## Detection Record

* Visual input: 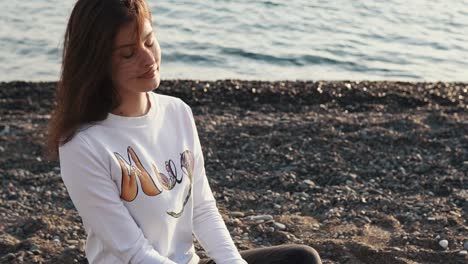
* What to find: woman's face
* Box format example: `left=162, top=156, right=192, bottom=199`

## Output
left=111, top=18, right=161, bottom=96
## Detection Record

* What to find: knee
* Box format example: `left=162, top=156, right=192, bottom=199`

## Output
left=290, top=244, right=322, bottom=264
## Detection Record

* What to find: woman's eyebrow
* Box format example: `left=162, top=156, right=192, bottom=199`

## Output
left=115, top=31, right=153, bottom=50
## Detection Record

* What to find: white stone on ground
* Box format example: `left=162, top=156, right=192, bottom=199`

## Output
left=438, top=239, right=448, bottom=249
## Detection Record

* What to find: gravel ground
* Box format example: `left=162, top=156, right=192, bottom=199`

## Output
left=0, top=80, right=467, bottom=264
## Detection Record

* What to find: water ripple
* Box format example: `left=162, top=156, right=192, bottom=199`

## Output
left=1, top=0, right=467, bottom=81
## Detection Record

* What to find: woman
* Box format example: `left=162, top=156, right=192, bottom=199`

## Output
left=47, top=0, right=322, bottom=263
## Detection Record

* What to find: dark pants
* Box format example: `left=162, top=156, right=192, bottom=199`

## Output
left=198, top=244, right=322, bottom=264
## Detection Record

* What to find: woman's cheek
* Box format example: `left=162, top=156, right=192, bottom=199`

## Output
left=118, top=60, right=138, bottom=79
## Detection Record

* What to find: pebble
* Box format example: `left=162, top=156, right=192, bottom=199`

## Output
left=449, top=211, right=461, bottom=217
left=30, top=244, right=39, bottom=251
left=464, top=241, right=468, bottom=250
left=438, top=239, right=448, bottom=249
left=79, top=239, right=86, bottom=251
left=248, top=215, right=273, bottom=221
left=232, top=218, right=242, bottom=226
left=66, top=239, right=79, bottom=245
left=273, top=222, right=286, bottom=230
left=458, top=250, right=467, bottom=256
left=391, top=247, right=402, bottom=251
left=1, top=253, right=15, bottom=260
left=303, top=179, right=315, bottom=186
left=0, top=125, right=10, bottom=135
left=230, top=211, right=245, bottom=218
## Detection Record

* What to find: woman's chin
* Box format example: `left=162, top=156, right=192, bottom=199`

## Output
left=152, top=77, right=161, bottom=89
left=153, top=75, right=161, bottom=87
left=136, top=75, right=160, bottom=90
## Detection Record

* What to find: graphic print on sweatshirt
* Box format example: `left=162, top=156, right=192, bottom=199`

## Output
left=113, top=146, right=194, bottom=218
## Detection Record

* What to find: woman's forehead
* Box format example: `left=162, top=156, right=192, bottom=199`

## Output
left=115, top=19, right=153, bottom=45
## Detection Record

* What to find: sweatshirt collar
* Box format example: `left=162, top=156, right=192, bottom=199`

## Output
left=101, top=91, right=158, bottom=128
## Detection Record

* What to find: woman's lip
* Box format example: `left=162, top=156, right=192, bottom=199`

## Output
left=138, top=67, right=157, bottom=79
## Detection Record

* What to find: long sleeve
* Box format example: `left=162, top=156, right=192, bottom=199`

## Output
left=58, top=134, right=176, bottom=264
left=183, top=104, right=247, bottom=264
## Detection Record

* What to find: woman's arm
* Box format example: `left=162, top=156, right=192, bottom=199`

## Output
left=183, top=103, right=248, bottom=264
left=59, top=134, right=176, bottom=264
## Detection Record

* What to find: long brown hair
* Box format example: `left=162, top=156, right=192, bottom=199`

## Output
left=46, top=0, right=152, bottom=161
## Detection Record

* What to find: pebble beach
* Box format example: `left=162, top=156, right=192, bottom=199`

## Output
left=0, top=80, right=466, bottom=263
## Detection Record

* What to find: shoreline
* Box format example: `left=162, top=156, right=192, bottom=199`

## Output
left=0, top=80, right=466, bottom=263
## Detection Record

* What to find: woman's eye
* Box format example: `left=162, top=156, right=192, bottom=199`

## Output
left=122, top=51, right=134, bottom=59
left=145, top=41, right=154, bottom=47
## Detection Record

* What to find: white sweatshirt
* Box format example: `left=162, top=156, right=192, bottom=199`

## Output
left=58, top=91, right=247, bottom=264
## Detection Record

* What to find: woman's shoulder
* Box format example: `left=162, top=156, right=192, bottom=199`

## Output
left=58, top=121, right=107, bottom=155
left=59, top=126, right=92, bottom=150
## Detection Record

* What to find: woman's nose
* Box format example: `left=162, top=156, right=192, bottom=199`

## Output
left=140, top=46, right=156, bottom=67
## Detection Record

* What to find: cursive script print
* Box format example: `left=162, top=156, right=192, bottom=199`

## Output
left=114, top=146, right=162, bottom=202
left=167, top=150, right=194, bottom=218
left=113, top=146, right=195, bottom=218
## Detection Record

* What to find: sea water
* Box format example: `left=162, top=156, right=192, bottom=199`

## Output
left=1, top=0, right=467, bottom=81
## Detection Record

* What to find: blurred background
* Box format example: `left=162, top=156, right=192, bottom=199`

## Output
left=1, top=0, right=468, bottom=82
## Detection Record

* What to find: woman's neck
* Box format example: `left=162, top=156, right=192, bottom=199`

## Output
left=111, top=92, right=150, bottom=117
